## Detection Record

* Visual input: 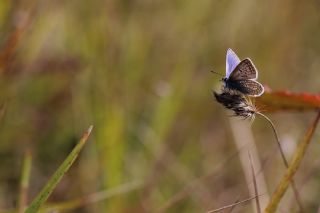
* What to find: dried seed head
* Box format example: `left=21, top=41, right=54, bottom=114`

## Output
left=213, top=89, right=258, bottom=120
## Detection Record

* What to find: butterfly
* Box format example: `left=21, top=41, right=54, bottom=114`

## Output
left=223, top=48, right=264, bottom=97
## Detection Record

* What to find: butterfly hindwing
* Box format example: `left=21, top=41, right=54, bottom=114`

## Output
left=235, top=80, right=264, bottom=97
left=229, top=58, right=257, bottom=80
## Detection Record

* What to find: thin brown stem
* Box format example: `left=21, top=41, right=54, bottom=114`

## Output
left=249, top=151, right=261, bottom=213
left=227, top=196, right=240, bottom=213
left=264, top=110, right=320, bottom=212
left=256, top=112, right=304, bottom=212
left=207, top=194, right=265, bottom=213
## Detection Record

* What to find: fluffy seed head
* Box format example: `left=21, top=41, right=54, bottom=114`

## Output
left=213, top=89, right=258, bottom=120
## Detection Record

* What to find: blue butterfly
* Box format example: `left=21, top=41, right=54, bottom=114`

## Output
left=223, top=49, right=264, bottom=97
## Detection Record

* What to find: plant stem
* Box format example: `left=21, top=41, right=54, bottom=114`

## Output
left=256, top=112, right=304, bottom=212
left=264, top=110, right=320, bottom=212
left=249, top=151, right=261, bottom=213
left=18, top=150, right=32, bottom=213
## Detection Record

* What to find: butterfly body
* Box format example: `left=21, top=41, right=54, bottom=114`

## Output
left=223, top=49, right=264, bottom=97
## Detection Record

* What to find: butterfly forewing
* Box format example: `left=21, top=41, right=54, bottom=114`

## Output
left=229, top=59, right=257, bottom=80
left=226, top=49, right=241, bottom=78
left=236, top=80, right=264, bottom=97
left=222, top=49, right=264, bottom=97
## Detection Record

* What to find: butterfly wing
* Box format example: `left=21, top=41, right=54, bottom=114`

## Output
left=229, top=58, right=258, bottom=80
left=235, top=80, right=264, bottom=97
left=226, top=48, right=241, bottom=78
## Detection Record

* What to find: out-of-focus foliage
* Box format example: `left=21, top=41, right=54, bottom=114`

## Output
left=0, top=0, right=320, bottom=212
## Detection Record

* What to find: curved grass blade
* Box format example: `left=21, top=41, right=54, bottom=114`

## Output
left=256, top=112, right=304, bottom=211
left=25, top=125, right=93, bottom=213
left=264, top=111, right=320, bottom=213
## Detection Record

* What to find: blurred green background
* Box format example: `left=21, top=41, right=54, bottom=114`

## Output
left=1, top=0, right=320, bottom=212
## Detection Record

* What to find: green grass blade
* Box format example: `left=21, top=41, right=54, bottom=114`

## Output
left=18, top=149, right=32, bottom=213
left=25, top=125, right=93, bottom=213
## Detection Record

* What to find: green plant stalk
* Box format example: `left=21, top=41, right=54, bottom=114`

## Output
left=264, top=111, right=320, bottom=213
left=25, top=125, right=93, bottom=213
left=18, top=150, right=32, bottom=213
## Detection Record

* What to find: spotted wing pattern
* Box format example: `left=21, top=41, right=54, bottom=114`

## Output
left=235, top=80, right=264, bottom=97
left=229, top=58, right=257, bottom=81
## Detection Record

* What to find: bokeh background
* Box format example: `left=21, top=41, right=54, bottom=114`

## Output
left=1, top=0, right=320, bottom=212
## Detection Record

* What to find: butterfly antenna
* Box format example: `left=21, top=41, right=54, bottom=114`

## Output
left=210, top=70, right=224, bottom=77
